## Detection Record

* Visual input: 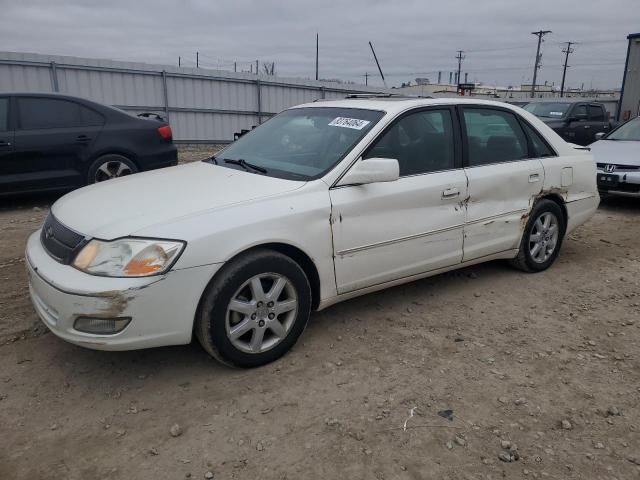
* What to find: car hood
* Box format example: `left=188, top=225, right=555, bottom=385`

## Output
left=590, top=140, right=640, bottom=166
left=52, top=162, right=305, bottom=239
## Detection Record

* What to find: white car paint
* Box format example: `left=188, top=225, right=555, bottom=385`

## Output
left=26, top=97, right=599, bottom=352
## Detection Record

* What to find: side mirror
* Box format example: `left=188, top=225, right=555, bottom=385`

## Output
left=594, top=132, right=606, bottom=141
left=337, top=158, right=399, bottom=186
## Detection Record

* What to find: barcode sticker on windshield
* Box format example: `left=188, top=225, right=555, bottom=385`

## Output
left=328, top=117, right=371, bottom=130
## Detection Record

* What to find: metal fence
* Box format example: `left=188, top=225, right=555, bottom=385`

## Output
left=0, top=51, right=389, bottom=143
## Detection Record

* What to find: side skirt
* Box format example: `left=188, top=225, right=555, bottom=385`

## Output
left=317, top=249, right=519, bottom=311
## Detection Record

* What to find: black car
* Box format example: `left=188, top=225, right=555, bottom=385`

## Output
left=0, top=93, right=177, bottom=195
left=524, top=101, right=612, bottom=146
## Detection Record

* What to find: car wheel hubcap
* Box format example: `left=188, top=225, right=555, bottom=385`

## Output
left=225, top=273, right=298, bottom=354
left=528, top=211, right=559, bottom=264
left=95, top=161, right=132, bottom=182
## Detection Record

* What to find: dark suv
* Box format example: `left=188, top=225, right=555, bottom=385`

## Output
left=0, top=93, right=177, bottom=195
left=524, top=101, right=612, bottom=146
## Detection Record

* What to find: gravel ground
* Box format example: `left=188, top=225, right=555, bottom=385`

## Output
left=1, top=150, right=639, bottom=479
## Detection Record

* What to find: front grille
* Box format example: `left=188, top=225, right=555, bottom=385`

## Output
left=40, top=214, right=86, bottom=264
left=597, top=163, right=640, bottom=171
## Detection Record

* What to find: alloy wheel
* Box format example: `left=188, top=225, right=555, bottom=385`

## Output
left=225, top=273, right=298, bottom=354
left=94, top=161, right=133, bottom=182
left=528, top=211, right=559, bottom=264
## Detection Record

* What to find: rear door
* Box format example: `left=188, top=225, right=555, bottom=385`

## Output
left=567, top=103, right=591, bottom=146
left=13, top=97, right=104, bottom=192
left=460, top=106, right=545, bottom=261
left=330, top=107, right=467, bottom=293
left=0, top=97, right=16, bottom=191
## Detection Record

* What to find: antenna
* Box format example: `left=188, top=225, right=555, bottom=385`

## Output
left=368, top=41, right=388, bottom=88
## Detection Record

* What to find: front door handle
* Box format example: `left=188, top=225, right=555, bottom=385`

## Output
left=76, top=135, right=92, bottom=143
left=529, top=173, right=540, bottom=183
left=0, top=140, right=11, bottom=147
left=442, top=187, right=460, bottom=199
left=584, top=125, right=591, bottom=129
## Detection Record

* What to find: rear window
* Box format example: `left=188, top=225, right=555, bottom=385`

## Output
left=524, top=103, right=571, bottom=119
left=589, top=105, right=605, bottom=121
left=18, top=98, right=104, bottom=130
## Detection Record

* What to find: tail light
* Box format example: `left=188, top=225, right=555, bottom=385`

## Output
left=157, top=125, right=172, bottom=141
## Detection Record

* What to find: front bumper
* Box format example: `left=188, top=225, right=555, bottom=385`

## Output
left=26, top=231, right=220, bottom=351
left=596, top=167, right=640, bottom=197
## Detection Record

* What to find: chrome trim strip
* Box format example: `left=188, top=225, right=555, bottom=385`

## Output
left=337, top=223, right=464, bottom=256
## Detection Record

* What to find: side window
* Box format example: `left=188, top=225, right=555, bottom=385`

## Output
left=573, top=104, right=588, bottom=119
left=18, top=98, right=102, bottom=129
left=364, top=109, right=455, bottom=176
left=589, top=105, right=605, bottom=122
left=521, top=122, right=556, bottom=158
left=462, top=108, right=528, bottom=166
left=0, top=98, right=8, bottom=131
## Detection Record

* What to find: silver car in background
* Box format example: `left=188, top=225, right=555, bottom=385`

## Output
left=592, top=117, right=640, bottom=197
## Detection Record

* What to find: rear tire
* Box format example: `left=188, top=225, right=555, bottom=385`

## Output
left=510, top=199, right=565, bottom=273
left=88, top=154, right=137, bottom=184
left=195, top=249, right=311, bottom=368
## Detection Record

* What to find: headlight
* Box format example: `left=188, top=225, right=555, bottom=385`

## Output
left=72, top=238, right=185, bottom=277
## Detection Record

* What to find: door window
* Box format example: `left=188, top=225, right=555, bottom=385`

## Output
left=17, top=98, right=104, bottom=130
left=462, top=108, right=528, bottom=166
left=364, top=109, right=455, bottom=176
left=573, top=104, right=588, bottom=119
left=589, top=105, right=605, bottom=121
left=521, top=122, right=556, bottom=158
left=0, top=98, right=8, bottom=131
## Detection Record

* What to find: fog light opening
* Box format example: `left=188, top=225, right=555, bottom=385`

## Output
left=73, top=317, right=131, bottom=335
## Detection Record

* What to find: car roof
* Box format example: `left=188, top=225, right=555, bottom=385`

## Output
left=292, top=97, right=522, bottom=115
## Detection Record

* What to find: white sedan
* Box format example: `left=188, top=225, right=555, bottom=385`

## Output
left=26, top=97, right=599, bottom=367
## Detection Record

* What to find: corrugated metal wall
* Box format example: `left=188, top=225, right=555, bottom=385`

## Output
left=0, top=51, right=389, bottom=142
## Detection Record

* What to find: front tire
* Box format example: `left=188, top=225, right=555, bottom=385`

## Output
left=510, top=199, right=565, bottom=272
left=195, top=249, right=312, bottom=368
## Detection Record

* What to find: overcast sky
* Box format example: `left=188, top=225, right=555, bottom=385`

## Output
left=1, top=0, right=638, bottom=89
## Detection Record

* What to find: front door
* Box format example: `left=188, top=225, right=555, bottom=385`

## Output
left=460, top=106, right=544, bottom=260
left=330, top=107, right=467, bottom=294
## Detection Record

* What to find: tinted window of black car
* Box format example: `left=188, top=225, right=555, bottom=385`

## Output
left=18, top=98, right=104, bottom=130
left=0, top=98, right=8, bottom=131
left=589, top=105, right=605, bottom=121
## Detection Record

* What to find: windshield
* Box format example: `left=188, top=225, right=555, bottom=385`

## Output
left=524, top=103, right=571, bottom=118
left=607, top=117, right=640, bottom=141
left=212, top=107, right=384, bottom=180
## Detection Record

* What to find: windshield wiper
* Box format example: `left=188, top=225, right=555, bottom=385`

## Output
left=204, top=154, right=218, bottom=164
left=223, top=158, right=267, bottom=174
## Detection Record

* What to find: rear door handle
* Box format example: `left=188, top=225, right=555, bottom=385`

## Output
left=0, top=140, right=11, bottom=147
left=584, top=125, right=591, bottom=129
left=529, top=173, right=540, bottom=183
left=442, top=187, right=460, bottom=199
left=76, top=135, right=92, bottom=143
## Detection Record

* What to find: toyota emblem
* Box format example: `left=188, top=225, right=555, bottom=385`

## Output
left=604, top=164, right=616, bottom=173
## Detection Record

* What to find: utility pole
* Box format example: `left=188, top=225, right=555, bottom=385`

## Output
left=455, top=50, right=465, bottom=90
left=196, top=51, right=199, bottom=68
left=256, top=60, right=259, bottom=75
left=178, top=56, right=181, bottom=68
left=315, top=33, right=319, bottom=81
left=234, top=62, right=237, bottom=72
left=560, top=41, right=574, bottom=97
left=364, top=72, right=368, bottom=86
left=530, top=30, right=551, bottom=97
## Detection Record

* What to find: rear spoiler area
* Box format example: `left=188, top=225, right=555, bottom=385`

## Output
left=137, top=112, right=167, bottom=123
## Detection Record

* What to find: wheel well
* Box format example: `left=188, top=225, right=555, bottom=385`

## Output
left=228, top=243, right=322, bottom=311
left=537, top=193, right=568, bottom=226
